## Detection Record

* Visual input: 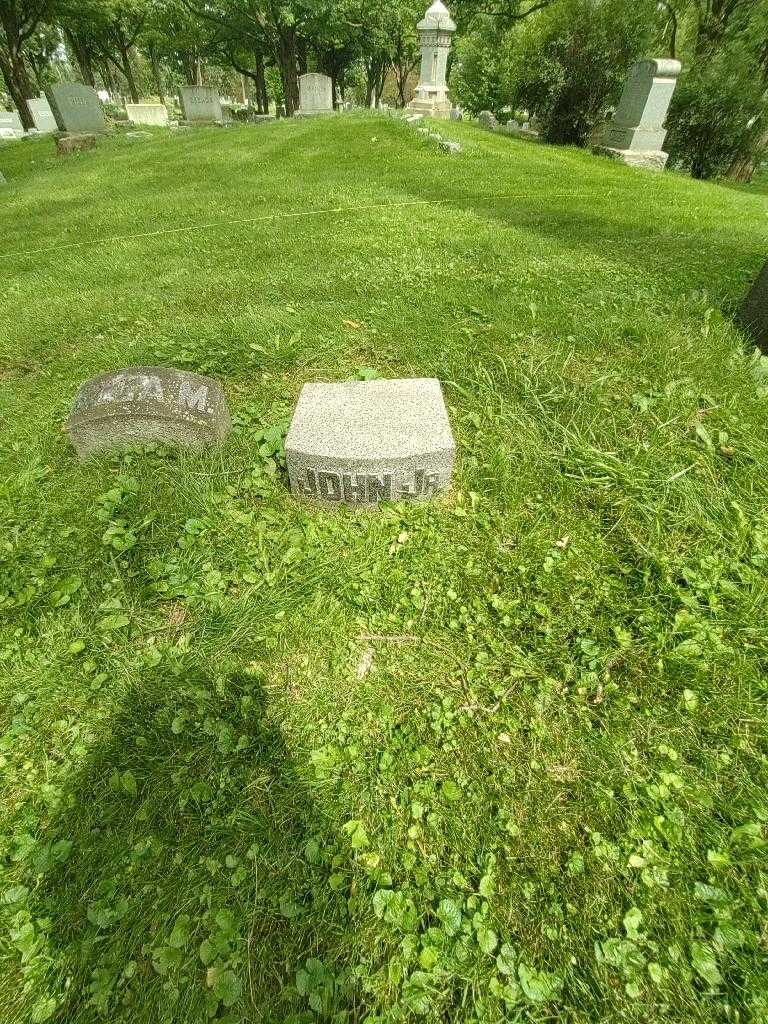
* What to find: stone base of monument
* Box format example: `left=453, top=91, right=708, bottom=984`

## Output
left=407, top=98, right=451, bottom=120
left=56, top=133, right=98, bottom=156
left=736, top=261, right=768, bottom=353
left=285, top=378, right=455, bottom=508
left=67, top=367, right=232, bottom=459
left=592, top=145, right=669, bottom=172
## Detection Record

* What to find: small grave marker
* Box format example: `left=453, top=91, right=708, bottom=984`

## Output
left=67, top=367, right=232, bottom=458
left=126, top=103, right=169, bottom=127
left=285, top=378, right=455, bottom=507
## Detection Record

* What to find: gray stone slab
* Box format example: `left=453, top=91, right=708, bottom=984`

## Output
left=285, top=378, right=454, bottom=507
left=736, top=261, right=768, bottom=354
left=439, top=139, right=461, bottom=154
left=56, top=133, right=97, bottom=156
left=28, top=95, right=57, bottom=133
left=67, top=366, right=232, bottom=459
left=125, top=102, right=168, bottom=126
left=46, top=83, right=106, bottom=134
left=298, top=73, right=333, bottom=114
left=178, top=86, right=223, bottom=123
left=0, top=111, right=22, bottom=136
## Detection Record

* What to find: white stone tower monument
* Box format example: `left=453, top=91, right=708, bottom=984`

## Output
left=407, top=1, right=456, bottom=119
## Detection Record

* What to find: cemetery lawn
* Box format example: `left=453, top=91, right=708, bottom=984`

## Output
left=2, top=115, right=768, bottom=1024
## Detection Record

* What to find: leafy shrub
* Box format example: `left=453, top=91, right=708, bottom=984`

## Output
left=505, top=0, right=656, bottom=145
left=666, top=42, right=768, bottom=179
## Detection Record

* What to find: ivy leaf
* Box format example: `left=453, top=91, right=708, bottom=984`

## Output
left=213, top=969, right=242, bottom=1007
left=691, top=942, right=722, bottom=987
left=437, top=897, right=462, bottom=936
left=477, top=926, right=498, bottom=954
left=517, top=962, right=563, bottom=1003
left=496, top=943, right=516, bottom=976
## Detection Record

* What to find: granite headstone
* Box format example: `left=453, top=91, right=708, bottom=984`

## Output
left=286, top=378, right=455, bottom=507
left=298, top=74, right=334, bottom=114
left=67, top=367, right=232, bottom=458
left=28, top=96, right=57, bottom=133
left=178, top=86, right=223, bottom=123
left=126, top=103, right=169, bottom=127
left=46, top=83, right=107, bottom=134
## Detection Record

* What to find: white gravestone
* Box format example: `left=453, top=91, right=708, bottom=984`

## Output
left=298, top=74, right=333, bottom=114
left=593, top=58, right=682, bottom=171
left=179, top=86, right=223, bottom=123
left=126, top=103, right=169, bottom=127
left=286, top=378, right=455, bottom=508
left=28, top=96, right=57, bottom=133
left=407, top=1, right=456, bottom=120
left=0, top=111, right=22, bottom=137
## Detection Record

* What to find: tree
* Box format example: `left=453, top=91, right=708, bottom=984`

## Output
left=505, top=0, right=656, bottom=144
left=0, top=0, right=55, bottom=128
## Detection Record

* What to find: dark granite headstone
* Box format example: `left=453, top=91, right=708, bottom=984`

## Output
left=46, top=83, right=106, bottom=134
left=737, top=261, right=768, bottom=353
left=67, top=367, right=231, bottom=458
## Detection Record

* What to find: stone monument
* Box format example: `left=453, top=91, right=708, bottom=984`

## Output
left=736, top=261, right=768, bottom=354
left=126, top=103, right=169, bottom=127
left=67, top=367, right=232, bottom=458
left=46, top=83, right=107, bottom=134
left=592, top=58, right=681, bottom=171
left=407, top=1, right=456, bottom=120
left=0, top=111, right=22, bottom=137
left=28, top=95, right=57, bottom=133
left=285, top=378, right=455, bottom=507
left=178, top=86, right=223, bottom=124
left=298, top=74, right=334, bottom=114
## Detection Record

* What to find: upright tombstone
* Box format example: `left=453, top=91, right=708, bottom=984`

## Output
left=298, top=74, right=334, bottom=115
left=125, top=103, right=169, bottom=127
left=592, top=58, right=682, bottom=171
left=178, top=86, right=223, bottom=124
left=407, top=1, right=456, bottom=120
left=285, top=378, right=455, bottom=507
left=0, top=111, right=22, bottom=137
left=67, top=367, right=232, bottom=459
left=46, top=83, right=107, bottom=134
left=28, top=95, right=57, bottom=133
left=736, top=262, right=768, bottom=354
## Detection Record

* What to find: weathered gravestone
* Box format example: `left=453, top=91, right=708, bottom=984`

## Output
left=28, top=96, right=57, bottom=133
left=285, top=378, right=454, bottom=507
left=67, top=367, right=232, bottom=459
left=592, top=58, right=681, bottom=171
left=298, top=73, right=333, bottom=114
left=736, top=262, right=768, bottom=353
left=477, top=110, right=498, bottom=130
left=126, top=103, right=169, bottom=126
left=46, top=83, right=107, bottom=134
left=178, top=86, right=223, bottom=123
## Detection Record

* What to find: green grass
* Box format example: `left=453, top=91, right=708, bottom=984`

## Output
left=1, top=113, right=768, bottom=1024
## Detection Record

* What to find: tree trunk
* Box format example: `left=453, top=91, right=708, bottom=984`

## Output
left=297, top=36, right=307, bottom=77
left=119, top=47, right=139, bottom=102
left=0, top=48, right=34, bottom=129
left=726, top=125, right=768, bottom=183
left=255, top=53, right=268, bottom=113
left=195, top=54, right=202, bottom=86
left=101, top=60, right=116, bottom=96
left=276, top=26, right=299, bottom=116
left=64, top=28, right=96, bottom=87
left=149, top=46, right=165, bottom=105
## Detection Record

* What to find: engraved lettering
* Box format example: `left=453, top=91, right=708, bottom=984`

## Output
left=342, top=474, right=367, bottom=503
left=178, top=382, right=209, bottom=412
left=400, top=469, right=425, bottom=498
left=139, top=375, right=164, bottom=401
left=423, top=472, right=441, bottom=495
left=366, top=475, right=392, bottom=501
left=298, top=469, right=317, bottom=497
left=318, top=471, right=342, bottom=501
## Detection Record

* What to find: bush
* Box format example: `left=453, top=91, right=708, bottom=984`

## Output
left=665, top=43, right=767, bottom=179
left=450, top=19, right=513, bottom=116
left=506, top=0, right=656, bottom=145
